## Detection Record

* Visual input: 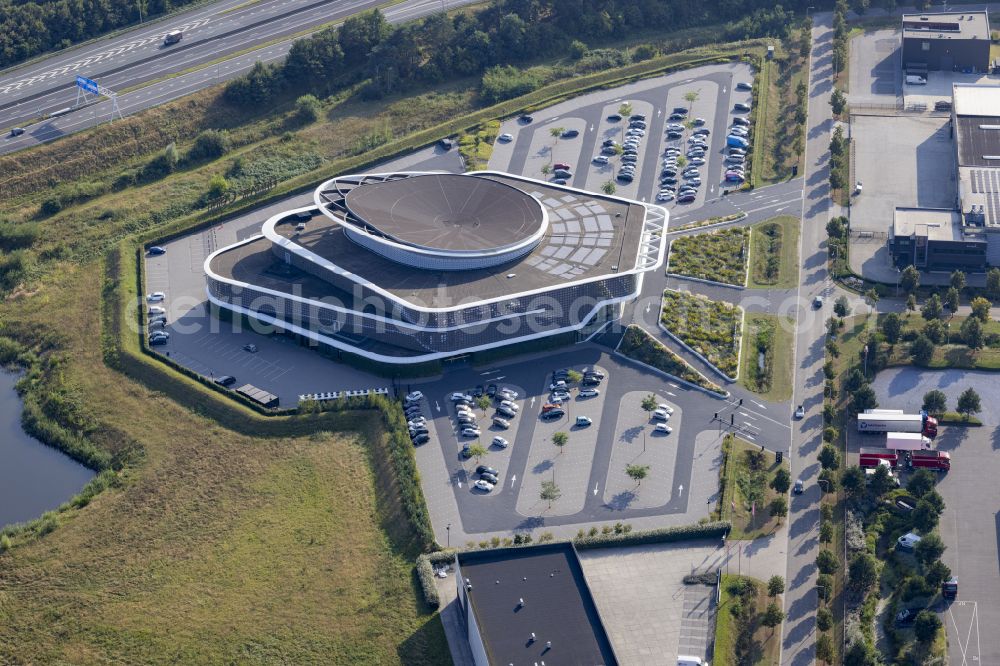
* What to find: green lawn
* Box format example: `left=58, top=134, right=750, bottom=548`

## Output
left=714, top=574, right=782, bottom=666
left=739, top=313, right=795, bottom=402
left=884, top=313, right=1000, bottom=370
left=618, top=325, right=725, bottom=396
left=748, top=216, right=800, bottom=289
left=718, top=435, right=790, bottom=540
left=661, top=290, right=743, bottom=378
left=667, top=227, right=749, bottom=286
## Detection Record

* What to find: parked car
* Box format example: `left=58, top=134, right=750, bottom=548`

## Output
left=575, top=416, right=593, bottom=427
left=593, top=155, right=610, bottom=165
left=653, top=408, right=670, bottom=421
left=481, top=472, right=499, bottom=485
left=629, top=114, right=646, bottom=121
left=561, top=129, right=579, bottom=138
left=149, top=335, right=169, bottom=346
left=412, top=433, right=430, bottom=445
left=486, top=383, right=498, bottom=397
left=541, top=403, right=561, bottom=412
left=497, top=133, right=513, bottom=142
left=243, top=343, right=258, bottom=353
left=554, top=162, right=572, bottom=171
left=519, top=114, right=534, bottom=123
left=147, top=246, right=166, bottom=255
left=496, top=406, right=516, bottom=419
left=492, top=436, right=509, bottom=449
left=499, top=388, right=519, bottom=399
left=499, top=399, right=519, bottom=412
left=460, top=427, right=481, bottom=438
left=656, top=193, right=675, bottom=202
left=477, top=465, right=499, bottom=477
left=148, top=305, right=166, bottom=315
left=607, top=113, right=622, bottom=122
left=493, top=417, right=511, bottom=429
left=579, top=388, right=600, bottom=398
left=732, top=116, right=750, bottom=126
left=214, top=375, right=237, bottom=387
left=146, top=291, right=165, bottom=302
left=736, top=81, right=752, bottom=90
left=677, top=193, right=696, bottom=203
left=655, top=423, right=672, bottom=434
left=406, top=391, right=424, bottom=402
left=451, top=392, right=472, bottom=402
left=734, top=102, right=751, bottom=112
left=692, top=117, right=706, bottom=126
left=474, top=479, right=495, bottom=492
left=540, top=409, right=565, bottom=420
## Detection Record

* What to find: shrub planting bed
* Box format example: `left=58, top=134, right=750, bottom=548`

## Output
left=661, top=290, right=743, bottom=378
left=618, top=325, right=726, bottom=396
left=667, top=227, right=749, bottom=286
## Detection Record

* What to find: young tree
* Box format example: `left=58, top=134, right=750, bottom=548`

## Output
left=817, top=607, right=833, bottom=632
left=915, top=532, right=946, bottom=566
left=925, top=559, right=952, bottom=588
left=547, top=126, right=565, bottom=166
left=816, top=549, right=839, bottom=575
left=819, top=444, right=840, bottom=470
left=540, top=480, right=561, bottom=508
left=767, top=575, right=785, bottom=597
left=467, top=443, right=487, bottom=463
left=901, top=264, right=920, bottom=293
left=869, top=464, right=896, bottom=498
left=566, top=369, right=583, bottom=384
left=816, top=633, right=834, bottom=664
left=957, top=387, right=982, bottom=419
left=841, top=466, right=866, bottom=498
left=881, top=312, right=901, bottom=344
left=950, top=269, right=966, bottom=291
left=618, top=102, right=632, bottom=117
left=924, top=319, right=946, bottom=344
left=921, top=390, right=947, bottom=415
left=626, top=463, right=650, bottom=486
left=961, top=315, right=984, bottom=350
left=906, top=293, right=917, bottom=313
left=601, top=181, right=616, bottom=195
left=971, top=295, right=991, bottom=322
left=830, top=88, right=847, bottom=115
left=770, top=468, right=791, bottom=494
left=848, top=552, right=880, bottom=592
left=820, top=520, right=834, bottom=543
left=921, top=293, right=942, bottom=320
left=769, top=496, right=788, bottom=520
left=986, top=267, right=1000, bottom=301
left=476, top=395, right=492, bottom=414
left=834, top=295, right=851, bottom=317
left=914, top=610, right=942, bottom=644
left=910, top=334, right=934, bottom=365
left=552, top=431, right=569, bottom=454
left=863, top=288, right=879, bottom=312
left=816, top=573, right=833, bottom=601
left=640, top=393, right=658, bottom=415
left=945, top=287, right=960, bottom=314
left=907, top=468, right=937, bottom=497
left=850, top=384, right=878, bottom=414
left=762, top=602, right=785, bottom=635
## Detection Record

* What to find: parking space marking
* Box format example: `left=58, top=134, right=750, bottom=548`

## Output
left=948, top=601, right=981, bottom=666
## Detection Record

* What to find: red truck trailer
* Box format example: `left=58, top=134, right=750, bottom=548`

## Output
left=908, top=450, right=951, bottom=471
left=859, top=448, right=898, bottom=468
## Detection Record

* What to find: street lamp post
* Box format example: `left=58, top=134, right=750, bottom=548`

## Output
left=446, top=523, right=451, bottom=548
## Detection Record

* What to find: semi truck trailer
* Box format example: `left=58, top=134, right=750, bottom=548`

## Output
left=907, top=450, right=950, bottom=471
left=885, top=432, right=933, bottom=451
left=859, top=448, right=898, bottom=468
left=857, top=411, right=938, bottom=437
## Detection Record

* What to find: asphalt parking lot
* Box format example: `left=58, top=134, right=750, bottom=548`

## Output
left=871, top=367, right=1000, bottom=665
left=490, top=62, right=753, bottom=209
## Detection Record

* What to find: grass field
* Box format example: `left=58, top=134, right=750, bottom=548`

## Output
left=718, top=435, right=789, bottom=540
left=884, top=312, right=1000, bottom=370
left=739, top=313, right=794, bottom=402
left=755, top=25, right=809, bottom=186
left=667, top=227, right=749, bottom=287
left=0, top=260, right=449, bottom=664
left=748, top=216, right=800, bottom=289
left=661, top=290, right=743, bottom=378
left=714, top=574, right=782, bottom=665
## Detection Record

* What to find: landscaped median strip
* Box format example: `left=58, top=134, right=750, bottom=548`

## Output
left=659, top=289, right=744, bottom=381
left=616, top=325, right=727, bottom=397
left=666, top=226, right=750, bottom=288
left=670, top=211, right=748, bottom=233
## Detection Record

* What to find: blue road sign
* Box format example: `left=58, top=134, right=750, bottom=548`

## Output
left=75, top=75, right=99, bottom=95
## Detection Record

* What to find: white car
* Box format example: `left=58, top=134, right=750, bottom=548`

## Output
left=688, top=157, right=706, bottom=166
left=497, top=133, right=513, bottom=142
left=897, top=532, right=922, bottom=550
left=408, top=417, right=427, bottom=427
left=657, top=404, right=674, bottom=415
left=593, top=155, right=610, bottom=164
left=499, top=388, right=519, bottom=400
left=692, top=117, right=707, bottom=125
left=653, top=408, right=670, bottom=421
left=456, top=406, right=474, bottom=416
left=794, top=405, right=805, bottom=419
left=460, top=428, right=481, bottom=438
left=575, top=416, right=593, bottom=427
left=146, top=291, right=165, bottom=302
left=499, top=400, right=519, bottom=412
left=474, top=479, right=495, bottom=492
left=655, top=423, right=673, bottom=434
left=492, top=436, right=509, bottom=449
left=656, top=193, right=675, bottom=202
left=405, top=391, right=424, bottom=402
left=451, top=392, right=472, bottom=402
left=579, top=388, right=600, bottom=398
left=148, top=306, right=166, bottom=315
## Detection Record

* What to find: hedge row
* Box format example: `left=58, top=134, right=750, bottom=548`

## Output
left=413, top=521, right=732, bottom=607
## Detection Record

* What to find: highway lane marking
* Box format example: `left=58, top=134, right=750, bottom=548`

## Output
left=740, top=411, right=758, bottom=420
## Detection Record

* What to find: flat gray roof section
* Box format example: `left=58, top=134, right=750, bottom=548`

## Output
left=893, top=207, right=965, bottom=241
left=901, top=11, right=989, bottom=40
left=952, top=84, right=1000, bottom=118
left=458, top=543, right=618, bottom=666
left=342, top=173, right=546, bottom=253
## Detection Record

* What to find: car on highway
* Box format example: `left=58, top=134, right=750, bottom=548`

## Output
left=575, top=416, right=593, bottom=427
left=655, top=423, right=672, bottom=434
left=460, top=427, right=481, bottom=438
left=492, top=436, right=509, bottom=449
left=474, top=479, right=495, bottom=492
left=9, top=127, right=25, bottom=137
left=492, top=417, right=511, bottom=429
left=561, top=129, right=580, bottom=138
left=579, top=388, right=600, bottom=398
left=593, top=155, right=610, bottom=165
left=497, top=133, right=513, bottom=142
left=147, top=246, right=166, bottom=255
left=794, top=405, right=805, bottom=419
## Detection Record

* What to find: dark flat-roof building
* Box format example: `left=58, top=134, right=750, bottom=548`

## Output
left=205, top=171, right=666, bottom=365
left=455, top=543, right=618, bottom=666
left=901, top=12, right=990, bottom=73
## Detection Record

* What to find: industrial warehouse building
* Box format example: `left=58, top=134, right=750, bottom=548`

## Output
left=205, top=171, right=666, bottom=364
left=901, top=11, right=990, bottom=74
left=455, top=543, right=618, bottom=666
left=889, top=83, right=1000, bottom=271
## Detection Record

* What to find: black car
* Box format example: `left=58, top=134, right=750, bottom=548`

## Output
left=617, top=172, right=633, bottom=182
left=486, top=383, right=498, bottom=397
left=584, top=370, right=605, bottom=379
left=672, top=107, right=688, bottom=114
left=409, top=426, right=429, bottom=436
left=519, top=114, right=534, bottom=123
left=473, top=385, right=484, bottom=398
left=629, top=114, right=646, bottom=121
left=668, top=113, right=686, bottom=120
left=607, top=113, right=622, bottom=122
left=661, top=177, right=678, bottom=185
left=561, top=129, right=579, bottom=138
left=666, top=131, right=683, bottom=139
left=602, top=139, right=617, bottom=148
left=553, top=369, right=569, bottom=380
left=149, top=336, right=168, bottom=346
left=476, top=465, right=499, bottom=476
left=582, top=377, right=601, bottom=386
left=412, top=433, right=430, bottom=445
left=540, top=409, right=565, bottom=420
left=214, top=375, right=237, bottom=387
left=481, top=472, right=499, bottom=485
left=147, top=246, right=167, bottom=256
left=496, top=406, right=516, bottom=418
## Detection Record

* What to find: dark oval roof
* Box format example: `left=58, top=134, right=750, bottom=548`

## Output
left=343, top=174, right=545, bottom=253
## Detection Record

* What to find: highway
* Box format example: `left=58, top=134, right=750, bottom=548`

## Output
left=0, top=0, right=472, bottom=155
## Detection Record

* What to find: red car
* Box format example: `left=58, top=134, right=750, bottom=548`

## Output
left=554, top=162, right=572, bottom=171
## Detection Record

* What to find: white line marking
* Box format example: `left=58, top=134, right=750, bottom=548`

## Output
left=435, top=401, right=441, bottom=412
left=678, top=484, right=684, bottom=496
left=593, top=482, right=599, bottom=495
left=751, top=400, right=767, bottom=409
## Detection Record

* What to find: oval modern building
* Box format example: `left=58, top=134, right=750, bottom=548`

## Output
left=205, top=171, right=667, bottom=365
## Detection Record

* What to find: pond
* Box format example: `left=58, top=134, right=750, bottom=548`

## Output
left=0, top=371, right=95, bottom=528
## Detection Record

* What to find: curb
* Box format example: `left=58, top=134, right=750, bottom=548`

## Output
left=610, top=349, right=730, bottom=399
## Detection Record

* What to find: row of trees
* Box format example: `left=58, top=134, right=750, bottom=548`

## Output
left=226, top=0, right=807, bottom=107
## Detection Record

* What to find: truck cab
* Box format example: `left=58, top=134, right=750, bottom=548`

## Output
left=942, top=577, right=959, bottom=600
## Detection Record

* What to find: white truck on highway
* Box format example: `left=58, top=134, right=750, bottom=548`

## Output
left=885, top=431, right=933, bottom=451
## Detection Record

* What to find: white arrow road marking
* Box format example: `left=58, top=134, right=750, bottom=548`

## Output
left=458, top=481, right=463, bottom=488
left=751, top=400, right=767, bottom=409
left=743, top=433, right=756, bottom=440
left=593, top=482, right=599, bottom=495
left=678, top=484, right=684, bottom=496
left=723, top=86, right=727, bottom=93
left=481, top=370, right=496, bottom=375
left=776, top=206, right=787, bottom=213
left=511, top=475, right=517, bottom=488
left=669, top=383, right=679, bottom=389
left=435, top=401, right=441, bottom=412
left=530, top=396, right=536, bottom=407
left=590, top=125, right=595, bottom=132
